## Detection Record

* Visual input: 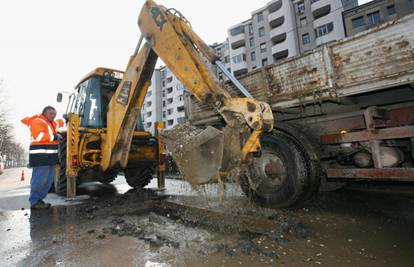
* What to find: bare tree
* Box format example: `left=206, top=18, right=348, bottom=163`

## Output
left=0, top=79, right=27, bottom=167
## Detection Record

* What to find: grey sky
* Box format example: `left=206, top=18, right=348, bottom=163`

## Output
left=0, top=0, right=372, bottom=146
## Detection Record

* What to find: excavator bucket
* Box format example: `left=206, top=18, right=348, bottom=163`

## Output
left=160, top=124, right=224, bottom=185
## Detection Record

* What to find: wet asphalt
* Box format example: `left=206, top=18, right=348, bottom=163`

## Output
left=1, top=167, right=414, bottom=267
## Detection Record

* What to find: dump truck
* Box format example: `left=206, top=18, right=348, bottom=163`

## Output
left=185, top=14, right=414, bottom=206
left=55, top=0, right=273, bottom=199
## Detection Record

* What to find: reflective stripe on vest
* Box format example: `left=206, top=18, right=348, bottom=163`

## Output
left=29, top=149, right=59, bottom=154
left=34, top=117, right=54, bottom=142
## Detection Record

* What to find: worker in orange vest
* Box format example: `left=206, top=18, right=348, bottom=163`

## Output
left=21, top=106, right=64, bottom=209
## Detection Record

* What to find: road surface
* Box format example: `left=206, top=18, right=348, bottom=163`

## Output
left=1, top=167, right=414, bottom=266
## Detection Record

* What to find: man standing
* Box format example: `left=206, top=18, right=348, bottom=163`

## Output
left=21, top=106, right=64, bottom=209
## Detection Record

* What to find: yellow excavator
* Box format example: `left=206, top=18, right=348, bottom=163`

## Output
left=56, top=0, right=274, bottom=203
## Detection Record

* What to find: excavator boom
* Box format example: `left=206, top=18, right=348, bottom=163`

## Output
left=101, top=0, right=273, bottom=184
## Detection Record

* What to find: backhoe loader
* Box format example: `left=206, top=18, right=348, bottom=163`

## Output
left=55, top=0, right=273, bottom=204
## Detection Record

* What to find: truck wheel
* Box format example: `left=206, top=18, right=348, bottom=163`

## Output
left=54, top=136, right=78, bottom=196
left=240, top=132, right=308, bottom=208
left=124, top=168, right=153, bottom=188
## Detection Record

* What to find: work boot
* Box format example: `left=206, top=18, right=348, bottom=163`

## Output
left=31, top=201, right=51, bottom=210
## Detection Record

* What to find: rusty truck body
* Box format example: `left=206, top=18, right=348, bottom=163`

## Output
left=185, top=14, right=414, bottom=200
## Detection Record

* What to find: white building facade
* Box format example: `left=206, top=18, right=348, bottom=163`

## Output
left=142, top=66, right=186, bottom=134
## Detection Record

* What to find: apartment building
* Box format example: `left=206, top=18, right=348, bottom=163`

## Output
left=343, top=0, right=414, bottom=36
left=142, top=66, right=186, bottom=133
left=227, top=0, right=357, bottom=75
left=211, top=41, right=231, bottom=81
left=141, top=69, right=162, bottom=134
left=143, top=0, right=361, bottom=132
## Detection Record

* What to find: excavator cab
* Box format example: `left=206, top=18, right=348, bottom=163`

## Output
left=55, top=67, right=161, bottom=196
left=72, top=69, right=122, bottom=128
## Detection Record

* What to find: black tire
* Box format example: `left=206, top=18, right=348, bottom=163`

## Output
left=240, top=132, right=308, bottom=208
left=124, top=168, right=153, bottom=188
left=98, top=171, right=117, bottom=184
left=278, top=131, right=321, bottom=202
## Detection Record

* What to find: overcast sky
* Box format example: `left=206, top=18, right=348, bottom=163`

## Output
left=0, top=0, right=372, bottom=146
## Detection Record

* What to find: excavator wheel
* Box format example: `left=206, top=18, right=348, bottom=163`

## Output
left=240, top=132, right=310, bottom=208
left=124, top=168, right=153, bottom=188
left=54, top=135, right=78, bottom=196
left=98, top=171, right=118, bottom=184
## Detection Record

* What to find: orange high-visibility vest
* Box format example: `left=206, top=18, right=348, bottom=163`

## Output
left=21, top=114, right=64, bottom=167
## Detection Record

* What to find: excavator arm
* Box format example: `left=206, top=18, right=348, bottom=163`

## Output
left=101, top=0, right=273, bottom=185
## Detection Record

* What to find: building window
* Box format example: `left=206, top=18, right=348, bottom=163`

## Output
left=232, top=54, right=246, bottom=64
left=167, top=98, right=173, bottom=104
left=262, top=58, right=268, bottom=67
left=162, top=100, right=165, bottom=107
left=177, top=106, right=185, bottom=112
left=147, top=111, right=152, bottom=117
left=177, top=95, right=184, bottom=101
left=166, top=77, right=173, bottom=83
left=351, top=16, right=364, bottom=28
left=250, top=51, right=256, bottom=61
left=297, top=2, right=305, bottom=14
left=260, top=43, right=267, bottom=53
left=230, top=25, right=245, bottom=36
left=224, top=55, right=230, bottom=63
left=147, top=91, right=152, bottom=97
left=248, top=24, right=253, bottom=35
left=315, top=22, right=334, bottom=38
left=166, top=87, right=173, bottom=94
left=249, top=37, right=254, bottom=47
left=167, top=119, right=174, bottom=126
left=300, top=17, right=307, bottom=27
left=167, top=108, right=173, bottom=115
left=367, top=11, right=381, bottom=26
left=146, top=122, right=152, bottom=128
left=259, top=27, right=265, bottom=37
left=257, top=12, right=264, bottom=22
left=162, top=111, right=166, bottom=118
left=410, top=0, right=414, bottom=8
left=302, top=33, right=310, bottom=45
left=146, top=101, right=152, bottom=107
left=387, top=5, right=396, bottom=16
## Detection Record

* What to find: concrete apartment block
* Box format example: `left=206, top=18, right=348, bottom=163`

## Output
left=227, top=0, right=358, bottom=75
left=141, top=69, right=161, bottom=134
left=343, top=0, right=414, bottom=37
left=142, top=66, right=186, bottom=134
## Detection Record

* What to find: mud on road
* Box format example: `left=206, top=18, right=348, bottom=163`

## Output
left=1, top=180, right=414, bottom=267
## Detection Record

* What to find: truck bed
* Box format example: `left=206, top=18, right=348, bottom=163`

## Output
left=187, top=14, right=414, bottom=124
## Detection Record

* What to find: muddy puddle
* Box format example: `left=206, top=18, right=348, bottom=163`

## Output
left=1, top=181, right=414, bottom=266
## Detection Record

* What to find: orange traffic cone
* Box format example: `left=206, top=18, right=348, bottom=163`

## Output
left=21, top=170, right=25, bottom=181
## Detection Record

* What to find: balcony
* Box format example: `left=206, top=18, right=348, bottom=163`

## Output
left=269, top=15, right=284, bottom=28
left=268, top=1, right=285, bottom=27
left=271, top=32, right=286, bottom=44
left=267, top=0, right=282, bottom=13
left=229, top=32, right=246, bottom=49
left=229, top=25, right=246, bottom=49
left=311, top=0, right=331, bottom=19
left=271, top=39, right=290, bottom=60
left=270, top=24, right=287, bottom=41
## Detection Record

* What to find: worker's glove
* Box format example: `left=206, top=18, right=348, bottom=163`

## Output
left=54, top=133, right=63, bottom=141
